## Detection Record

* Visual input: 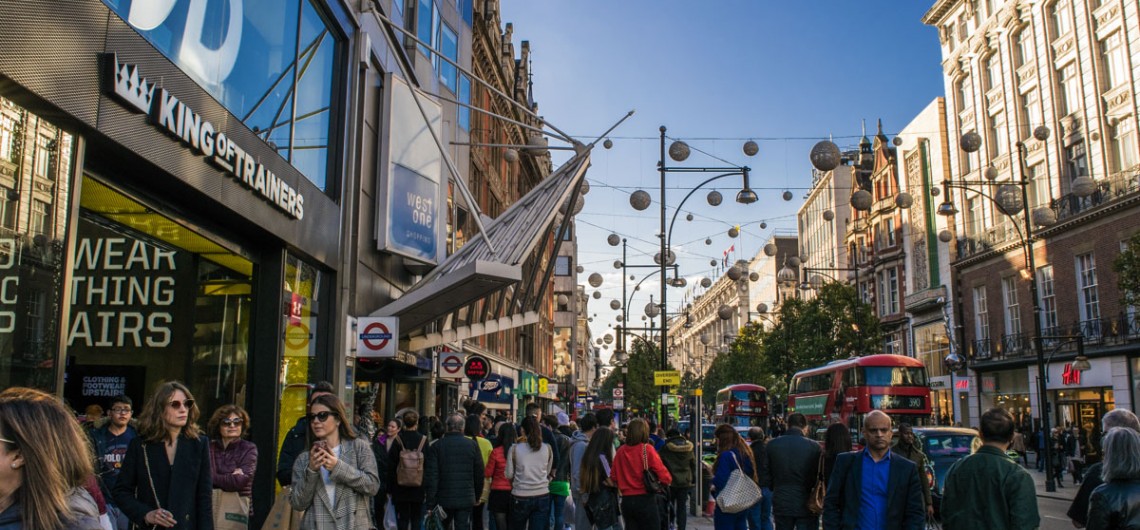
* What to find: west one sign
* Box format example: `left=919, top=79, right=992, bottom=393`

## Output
left=102, top=54, right=305, bottom=220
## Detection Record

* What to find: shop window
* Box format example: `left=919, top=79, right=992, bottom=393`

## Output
left=100, top=0, right=348, bottom=191
left=277, top=253, right=326, bottom=452
left=65, top=178, right=254, bottom=418
left=0, top=98, right=75, bottom=392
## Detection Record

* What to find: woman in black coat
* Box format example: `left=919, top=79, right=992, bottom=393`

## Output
left=388, top=410, right=427, bottom=530
left=113, top=381, right=213, bottom=529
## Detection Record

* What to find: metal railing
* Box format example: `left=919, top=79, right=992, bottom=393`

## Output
left=969, top=311, right=1140, bottom=363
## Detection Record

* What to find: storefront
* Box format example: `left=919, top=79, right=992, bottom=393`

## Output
left=1046, top=357, right=1117, bottom=433
left=1, top=0, right=352, bottom=522
left=979, top=368, right=1032, bottom=429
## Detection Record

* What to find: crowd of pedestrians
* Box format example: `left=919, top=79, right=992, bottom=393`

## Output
left=6, top=379, right=1140, bottom=530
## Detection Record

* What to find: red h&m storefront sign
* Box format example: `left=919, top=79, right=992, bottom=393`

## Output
left=1062, top=364, right=1082, bottom=385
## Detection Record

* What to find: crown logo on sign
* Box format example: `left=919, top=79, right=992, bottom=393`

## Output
left=104, top=54, right=153, bottom=113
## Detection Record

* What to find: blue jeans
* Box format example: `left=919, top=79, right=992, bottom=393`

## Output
left=511, top=494, right=551, bottom=530
left=550, top=494, right=567, bottom=530
left=746, top=489, right=773, bottom=530
left=713, top=507, right=748, bottom=530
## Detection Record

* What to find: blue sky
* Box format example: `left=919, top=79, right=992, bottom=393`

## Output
left=499, top=1, right=947, bottom=354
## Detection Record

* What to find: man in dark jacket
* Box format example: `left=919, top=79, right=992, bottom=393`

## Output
left=747, top=427, right=773, bottom=530
left=822, top=411, right=924, bottom=530
left=390, top=410, right=428, bottom=530
left=659, top=428, right=695, bottom=530
left=425, top=413, right=484, bottom=530
left=276, top=381, right=334, bottom=486
left=941, top=408, right=1038, bottom=530
left=760, top=413, right=821, bottom=530
left=893, top=424, right=932, bottom=519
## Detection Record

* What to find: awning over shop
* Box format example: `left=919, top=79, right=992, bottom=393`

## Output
left=372, top=147, right=592, bottom=351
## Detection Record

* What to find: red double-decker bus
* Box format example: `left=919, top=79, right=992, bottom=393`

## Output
left=715, top=384, right=769, bottom=430
left=787, top=354, right=931, bottom=436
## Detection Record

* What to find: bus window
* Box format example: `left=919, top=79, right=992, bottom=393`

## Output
left=859, top=366, right=928, bottom=386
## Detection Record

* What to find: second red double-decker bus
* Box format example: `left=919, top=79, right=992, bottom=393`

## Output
left=715, top=384, right=769, bottom=429
left=787, top=354, right=931, bottom=435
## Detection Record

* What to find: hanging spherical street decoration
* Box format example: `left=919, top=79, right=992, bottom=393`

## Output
left=705, top=238, right=712, bottom=245
left=616, top=314, right=623, bottom=322
left=895, top=192, right=914, bottom=209
left=596, top=338, right=603, bottom=345
left=592, top=291, right=602, bottom=299
left=613, top=260, right=623, bottom=269
left=686, top=213, right=694, bottom=221
left=755, top=302, right=768, bottom=314
left=580, top=179, right=591, bottom=195
left=603, top=138, right=614, bottom=149
left=809, top=140, right=841, bottom=172
left=669, top=140, right=691, bottom=162
left=851, top=189, right=873, bottom=211
left=937, top=230, right=953, bottom=243
left=654, top=250, right=677, bottom=266
left=984, top=166, right=999, bottom=181
left=760, top=222, right=768, bottom=229
left=743, top=140, right=759, bottom=157
left=672, top=277, right=688, bottom=288
left=630, top=190, right=652, bottom=211
left=994, top=184, right=1025, bottom=216
left=787, top=256, right=802, bottom=267
left=707, top=190, right=723, bottom=206
left=1033, top=126, right=1051, bottom=141
left=763, top=243, right=777, bottom=257
left=700, top=277, right=712, bottom=288
left=749, top=272, right=760, bottom=282
left=717, top=305, right=734, bottom=320
left=610, top=300, right=621, bottom=310
left=930, top=187, right=941, bottom=196
left=728, top=227, right=739, bottom=238
left=1032, top=206, right=1058, bottom=228
left=603, top=334, right=614, bottom=344
left=1071, top=175, right=1097, bottom=198
left=892, top=137, right=903, bottom=147
left=727, top=266, right=743, bottom=281
left=630, top=275, right=635, bottom=281
left=823, top=209, right=835, bottom=221
left=959, top=131, right=983, bottom=153
left=504, top=148, right=520, bottom=163
left=527, top=135, right=549, bottom=156
left=645, top=301, right=661, bottom=318
left=557, top=294, right=569, bottom=306
left=783, top=191, right=794, bottom=201
left=608, top=233, right=621, bottom=246
left=588, top=273, right=603, bottom=287
left=576, top=265, right=584, bottom=273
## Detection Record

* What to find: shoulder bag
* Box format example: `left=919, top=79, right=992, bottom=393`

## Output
left=807, top=451, right=826, bottom=515
left=715, top=451, right=762, bottom=514
left=641, top=445, right=668, bottom=496
left=140, top=444, right=161, bottom=530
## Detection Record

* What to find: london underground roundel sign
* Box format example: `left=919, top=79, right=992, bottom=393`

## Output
left=464, top=355, right=491, bottom=380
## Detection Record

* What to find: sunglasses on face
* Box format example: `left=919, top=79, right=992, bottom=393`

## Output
left=221, top=418, right=244, bottom=427
left=168, top=399, right=195, bottom=410
left=308, top=411, right=338, bottom=423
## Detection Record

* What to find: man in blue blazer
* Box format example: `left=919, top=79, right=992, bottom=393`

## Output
left=822, top=410, right=925, bottom=530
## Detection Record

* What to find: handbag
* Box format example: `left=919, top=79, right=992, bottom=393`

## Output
left=807, top=452, right=826, bottom=515
left=715, top=452, right=762, bottom=514
left=586, top=454, right=620, bottom=529
left=641, top=445, right=668, bottom=496
left=140, top=445, right=161, bottom=530
left=260, top=488, right=302, bottom=530
left=213, top=489, right=251, bottom=530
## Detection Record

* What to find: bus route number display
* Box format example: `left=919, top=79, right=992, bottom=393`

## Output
left=871, top=394, right=925, bottom=410
left=464, top=355, right=490, bottom=380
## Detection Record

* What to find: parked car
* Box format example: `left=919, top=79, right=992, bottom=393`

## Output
left=910, top=426, right=978, bottom=520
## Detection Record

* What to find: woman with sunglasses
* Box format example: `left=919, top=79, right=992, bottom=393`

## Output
left=112, top=381, right=212, bottom=529
left=207, top=405, right=258, bottom=524
left=290, top=394, right=379, bottom=530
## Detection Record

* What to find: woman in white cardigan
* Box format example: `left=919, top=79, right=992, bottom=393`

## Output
left=290, top=394, right=379, bottom=530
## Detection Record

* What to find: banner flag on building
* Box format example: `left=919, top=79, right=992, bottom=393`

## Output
left=722, top=244, right=735, bottom=267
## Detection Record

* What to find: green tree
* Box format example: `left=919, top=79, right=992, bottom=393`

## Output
left=1114, top=232, right=1140, bottom=306
left=701, top=321, right=771, bottom=399
left=599, top=338, right=677, bottom=414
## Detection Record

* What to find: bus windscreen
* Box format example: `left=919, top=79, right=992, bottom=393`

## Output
left=859, top=366, right=927, bottom=386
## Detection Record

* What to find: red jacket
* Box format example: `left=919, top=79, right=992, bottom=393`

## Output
left=611, top=443, right=672, bottom=497
left=485, top=445, right=512, bottom=491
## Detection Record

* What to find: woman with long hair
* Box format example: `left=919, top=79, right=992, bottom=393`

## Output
left=711, top=424, right=756, bottom=530
left=112, top=381, right=212, bottom=529
left=823, top=423, right=852, bottom=485
left=289, top=394, right=379, bottom=530
left=1086, top=427, right=1140, bottom=530
left=207, top=404, right=258, bottom=520
left=611, top=419, right=672, bottom=530
left=0, top=387, right=102, bottom=530
left=484, top=422, right=517, bottom=530
left=579, top=428, right=619, bottom=530
left=506, top=416, right=553, bottom=530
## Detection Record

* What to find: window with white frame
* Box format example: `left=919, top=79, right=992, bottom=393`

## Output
left=967, top=194, right=986, bottom=236
left=946, top=22, right=957, bottom=50
left=29, top=200, right=48, bottom=237
left=973, top=285, right=990, bottom=341
left=1075, top=253, right=1101, bottom=325
left=1102, top=32, right=1128, bottom=90
left=1002, top=276, right=1022, bottom=336
left=1037, top=265, right=1059, bottom=334
left=878, top=273, right=888, bottom=316
left=887, top=268, right=900, bottom=314
left=0, top=114, right=13, bottom=162
left=1016, top=29, right=1033, bottom=68
left=33, top=134, right=53, bottom=179
left=988, top=114, right=1008, bottom=158
left=956, top=77, right=973, bottom=114
left=886, top=217, right=896, bottom=247
left=986, top=54, right=1002, bottom=91
left=1111, top=118, right=1138, bottom=172
left=958, top=12, right=970, bottom=42
left=1051, top=1, right=1071, bottom=38
left=1059, top=62, right=1080, bottom=116
left=1067, top=142, right=1089, bottom=182
left=1020, top=89, right=1040, bottom=132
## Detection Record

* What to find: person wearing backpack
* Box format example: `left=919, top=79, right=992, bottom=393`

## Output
left=388, top=410, right=427, bottom=530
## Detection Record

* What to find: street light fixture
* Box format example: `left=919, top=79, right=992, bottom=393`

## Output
left=939, top=126, right=1096, bottom=492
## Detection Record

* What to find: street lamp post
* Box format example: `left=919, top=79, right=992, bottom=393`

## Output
left=936, top=126, right=1095, bottom=492
left=630, top=126, right=759, bottom=429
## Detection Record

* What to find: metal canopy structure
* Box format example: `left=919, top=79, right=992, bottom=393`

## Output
left=372, top=147, right=592, bottom=351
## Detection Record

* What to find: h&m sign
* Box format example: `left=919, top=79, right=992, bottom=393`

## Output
left=101, top=54, right=305, bottom=220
